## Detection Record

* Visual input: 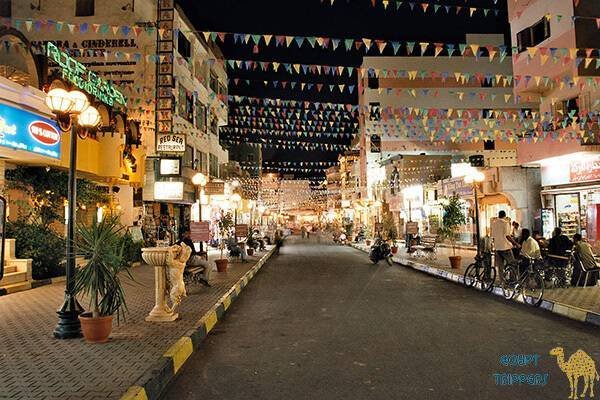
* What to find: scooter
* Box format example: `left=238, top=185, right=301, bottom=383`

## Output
left=369, top=237, right=393, bottom=265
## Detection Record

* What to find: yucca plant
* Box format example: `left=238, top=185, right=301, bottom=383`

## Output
left=74, top=215, right=133, bottom=322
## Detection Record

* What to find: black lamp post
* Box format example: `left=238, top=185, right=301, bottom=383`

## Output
left=46, top=88, right=102, bottom=339
left=465, top=170, right=485, bottom=258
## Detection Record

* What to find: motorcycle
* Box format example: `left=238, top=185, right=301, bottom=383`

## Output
left=369, top=238, right=393, bottom=265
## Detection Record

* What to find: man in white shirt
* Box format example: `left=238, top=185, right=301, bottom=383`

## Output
left=520, top=228, right=541, bottom=259
left=491, top=211, right=518, bottom=277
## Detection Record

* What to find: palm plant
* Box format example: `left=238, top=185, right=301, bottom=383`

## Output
left=74, top=215, right=133, bottom=322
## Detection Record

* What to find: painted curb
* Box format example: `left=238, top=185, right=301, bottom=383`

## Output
left=120, top=246, right=277, bottom=400
left=350, top=244, right=600, bottom=328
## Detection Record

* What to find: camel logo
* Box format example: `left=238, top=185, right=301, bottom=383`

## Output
left=549, top=347, right=599, bottom=399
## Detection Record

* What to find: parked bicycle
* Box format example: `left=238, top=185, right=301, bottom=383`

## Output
left=501, top=256, right=545, bottom=307
left=463, top=253, right=495, bottom=292
left=543, top=253, right=573, bottom=289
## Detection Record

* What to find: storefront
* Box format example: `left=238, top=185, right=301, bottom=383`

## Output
left=539, top=153, right=600, bottom=249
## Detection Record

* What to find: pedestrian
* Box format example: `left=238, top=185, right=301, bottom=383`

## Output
left=301, top=226, right=306, bottom=239
left=491, top=210, right=518, bottom=278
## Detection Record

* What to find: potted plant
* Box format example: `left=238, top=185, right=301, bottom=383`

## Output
left=74, top=215, right=133, bottom=343
left=216, top=212, right=234, bottom=272
left=438, top=194, right=467, bottom=269
left=383, top=214, right=399, bottom=254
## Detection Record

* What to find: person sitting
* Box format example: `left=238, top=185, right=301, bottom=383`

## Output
left=519, top=229, right=541, bottom=260
left=226, top=236, right=248, bottom=263
left=548, top=227, right=573, bottom=257
left=253, top=229, right=266, bottom=250
left=572, top=234, right=598, bottom=286
left=178, top=230, right=211, bottom=286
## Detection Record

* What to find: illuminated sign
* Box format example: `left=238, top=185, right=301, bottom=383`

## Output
left=156, top=133, right=186, bottom=153
left=159, top=158, right=181, bottom=176
left=46, top=42, right=127, bottom=107
left=154, top=181, right=184, bottom=201
left=0, top=103, right=61, bottom=159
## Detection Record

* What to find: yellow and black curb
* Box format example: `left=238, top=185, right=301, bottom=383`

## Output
left=350, top=243, right=600, bottom=328
left=120, top=246, right=277, bottom=400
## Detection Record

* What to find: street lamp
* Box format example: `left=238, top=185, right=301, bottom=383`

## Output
left=46, top=88, right=101, bottom=339
left=465, top=169, right=486, bottom=257
left=192, top=172, right=208, bottom=221
left=231, top=193, right=242, bottom=225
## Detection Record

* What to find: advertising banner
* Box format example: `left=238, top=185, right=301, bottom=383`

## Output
left=0, top=103, right=61, bottom=159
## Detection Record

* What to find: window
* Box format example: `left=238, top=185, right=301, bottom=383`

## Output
left=178, top=84, right=194, bottom=123
left=197, top=151, right=208, bottom=173
left=483, top=140, right=496, bottom=150
left=367, top=77, right=379, bottom=89
left=517, top=17, right=550, bottom=53
left=177, top=31, right=191, bottom=59
left=183, top=145, right=194, bottom=168
left=247, top=154, right=255, bottom=163
left=195, top=101, right=206, bottom=132
left=75, top=0, right=94, bottom=16
left=0, top=0, right=11, bottom=18
left=210, top=112, right=218, bottom=136
left=209, top=154, right=219, bottom=178
left=209, top=72, right=219, bottom=94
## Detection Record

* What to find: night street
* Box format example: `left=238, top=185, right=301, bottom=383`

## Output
left=164, top=236, right=599, bottom=400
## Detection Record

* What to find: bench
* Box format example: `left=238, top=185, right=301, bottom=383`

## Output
left=183, top=252, right=211, bottom=287
left=412, top=235, right=438, bottom=258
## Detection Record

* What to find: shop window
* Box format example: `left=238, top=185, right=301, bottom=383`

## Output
left=484, top=140, right=496, bottom=151
left=368, top=76, right=379, bottom=89
left=517, top=17, right=551, bottom=53
left=0, top=0, right=11, bottom=18
left=75, top=0, right=94, bottom=16
left=195, top=101, right=206, bottom=131
left=555, top=193, right=581, bottom=238
left=177, top=31, right=191, bottom=59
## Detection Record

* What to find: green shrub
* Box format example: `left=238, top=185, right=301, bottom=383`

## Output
left=122, top=232, right=143, bottom=265
left=6, top=219, right=66, bottom=280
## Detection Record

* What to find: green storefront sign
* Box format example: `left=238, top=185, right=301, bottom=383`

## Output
left=46, top=42, right=127, bottom=107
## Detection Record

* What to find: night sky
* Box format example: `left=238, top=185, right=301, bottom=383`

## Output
left=177, top=0, right=511, bottom=180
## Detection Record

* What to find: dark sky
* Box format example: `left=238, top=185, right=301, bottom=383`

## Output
left=177, top=0, right=511, bottom=180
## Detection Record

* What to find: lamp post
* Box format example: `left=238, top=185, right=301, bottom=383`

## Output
left=465, top=169, right=486, bottom=257
left=231, top=193, right=242, bottom=225
left=46, top=88, right=102, bottom=339
left=192, top=172, right=208, bottom=221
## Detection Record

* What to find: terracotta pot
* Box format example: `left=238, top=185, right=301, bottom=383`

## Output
left=215, top=258, right=228, bottom=272
left=391, top=246, right=398, bottom=255
left=79, top=312, right=113, bottom=344
left=247, top=248, right=255, bottom=256
left=449, top=256, right=462, bottom=269
left=366, top=240, right=371, bottom=246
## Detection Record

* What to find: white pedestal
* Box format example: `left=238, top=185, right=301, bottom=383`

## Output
left=142, top=247, right=179, bottom=323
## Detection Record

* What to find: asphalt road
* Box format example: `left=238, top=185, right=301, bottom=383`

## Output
left=163, top=235, right=599, bottom=400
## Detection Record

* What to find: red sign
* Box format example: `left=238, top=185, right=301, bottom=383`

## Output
left=29, top=121, right=60, bottom=145
left=570, top=157, right=600, bottom=183
left=235, top=224, right=248, bottom=238
left=190, top=221, right=210, bottom=242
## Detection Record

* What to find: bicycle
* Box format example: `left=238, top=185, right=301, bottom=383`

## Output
left=463, top=253, right=496, bottom=292
left=501, top=256, right=545, bottom=307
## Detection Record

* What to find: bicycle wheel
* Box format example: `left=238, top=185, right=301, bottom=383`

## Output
left=522, top=272, right=545, bottom=307
left=463, top=263, right=478, bottom=288
left=502, top=265, right=518, bottom=300
left=480, top=266, right=496, bottom=293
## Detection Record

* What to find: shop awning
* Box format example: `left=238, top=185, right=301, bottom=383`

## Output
left=479, top=194, right=509, bottom=207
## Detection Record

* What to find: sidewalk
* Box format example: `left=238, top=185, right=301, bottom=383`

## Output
left=351, top=242, right=600, bottom=327
left=0, top=246, right=275, bottom=400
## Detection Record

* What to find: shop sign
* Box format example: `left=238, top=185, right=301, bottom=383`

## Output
left=156, top=133, right=186, bottom=153
left=370, top=134, right=381, bottom=153
left=46, top=42, right=127, bottom=107
left=190, top=221, right=210, bottom=242
left=159, top=158, right=181, bottom=176
left=406, top=222, right=419, bottom=235
left=0, top=103, right=61, bottom=159
left=570, top=157, right=600, bottom=184
left=204, top=181, right=225, bottom=196
left=154, top=181, right=184, bottom=201
left=235, top=224, right=249, bottom=238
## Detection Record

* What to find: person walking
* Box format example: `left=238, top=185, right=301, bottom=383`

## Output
left=491, top=210, right=518, bottom=278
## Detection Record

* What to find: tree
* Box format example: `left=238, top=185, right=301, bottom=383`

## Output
left=382, top=213, right=398, bottom=243
left=438, top=194, right=467, bottom=256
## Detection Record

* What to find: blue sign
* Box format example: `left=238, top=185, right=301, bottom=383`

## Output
left=0, top=103, right=61, bottom=159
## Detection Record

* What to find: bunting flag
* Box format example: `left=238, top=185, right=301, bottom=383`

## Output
left=321, top=0, right=505, bottom=18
